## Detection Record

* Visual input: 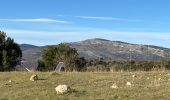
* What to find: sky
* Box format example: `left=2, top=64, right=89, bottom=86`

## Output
left=1, top=0, right=170, bottom=47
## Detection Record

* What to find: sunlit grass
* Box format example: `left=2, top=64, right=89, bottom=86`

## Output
left=0, top=71, right=170, bottom=100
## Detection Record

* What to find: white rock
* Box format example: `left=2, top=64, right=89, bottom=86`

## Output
left=9, top=80, right=12, bottom=83
left=55, top=85, right=71, bottom=94
left=158, top=78, right=161, bottom=81
left=126, top=82, right=132, bottom=87
left=132, top=74, right=136, bottom=78
left=111, top=83, right=118, bottom=89
left=30, top=74, right=38, bottom=81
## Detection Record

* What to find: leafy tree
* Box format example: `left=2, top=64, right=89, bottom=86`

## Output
left=37, top=60, right=46, bottom=71
left=2, top=50, right=10, bottom=70
left=39, top=43, right=78, bottom=71
left=75, top=57, right=87, bottom=71
left=0, top=31, right=22, bottom=71
left=42, top=46, right=56, bottom=70
left=54, top=43, right=78, bottom=71
left=0, top=32, right=6, bottom=70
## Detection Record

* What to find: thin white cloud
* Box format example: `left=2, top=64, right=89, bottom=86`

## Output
left=75, top=16, right=122, bottom=20
left=56, top=14, right=141, bottom=22
left=0, top=18, right=70, bottom=24
left=75, top=16, right=141, bottom=22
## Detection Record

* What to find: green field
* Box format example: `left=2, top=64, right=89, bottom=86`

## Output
left=0, top=71, right=170, bottom=100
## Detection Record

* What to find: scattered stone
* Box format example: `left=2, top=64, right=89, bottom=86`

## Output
left=30, top=74, right=38, bottom=81
left=126, top=82, right=132, bottom=87
left=147, top=77, right=150, bottom=80
left=55, top=85, right=71, bottom=94
left=132, top=74, right=136, bottom=78
left=158, top=78, right=161, bottom=81
left=111, top=83, right=118, bottom=89
left=9, top=80, right=13, bottom=83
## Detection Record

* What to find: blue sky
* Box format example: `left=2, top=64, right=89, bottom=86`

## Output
left=1, top=0, right=170, bottom=47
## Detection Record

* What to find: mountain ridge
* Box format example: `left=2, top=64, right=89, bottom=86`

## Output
left=20, top=38, right=170, bottom=62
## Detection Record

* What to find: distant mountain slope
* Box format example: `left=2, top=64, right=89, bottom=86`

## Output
left=20, top=38, right=170, bottom=62
left=20, top=44, right=42, bottom=61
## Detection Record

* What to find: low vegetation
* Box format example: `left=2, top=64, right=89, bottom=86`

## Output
left=1, top=71, right=170, bottom=100
left=86, top=60, right=170, bottom=72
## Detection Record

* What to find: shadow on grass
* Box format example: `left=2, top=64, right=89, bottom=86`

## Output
left=70, top=89, right=86, bottom=97
left=49, top=72, right=61, bottom=76
left=37, top=78, right=47, bottom=80
left=58, top=89, right=86, bottom=97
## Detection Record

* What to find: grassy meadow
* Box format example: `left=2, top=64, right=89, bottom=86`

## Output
left=1, top=71, right=170, bottom=100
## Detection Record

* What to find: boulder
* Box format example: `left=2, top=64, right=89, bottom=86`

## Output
left=132, top=74, right=137, bottom=78
left=55, top=85, right=71, bottom=94
left=126, top=82, right=132, bottom=87
left=30, top=74, right=38, bottom=81
left=111, top=83, right=118, bottom=89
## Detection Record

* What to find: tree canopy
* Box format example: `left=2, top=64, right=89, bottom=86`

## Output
left=38, top=43, right=81, bottom=71
left=0, top=31, right=22, bottom=71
